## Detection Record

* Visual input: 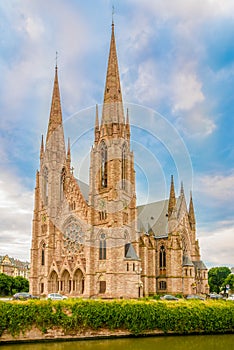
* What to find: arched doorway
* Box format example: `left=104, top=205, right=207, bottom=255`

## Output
left=48, top=271, right=59, bottom=293
left=61, top=270, right=71, bottom=294
left=73, top=269, right=85, bottom=295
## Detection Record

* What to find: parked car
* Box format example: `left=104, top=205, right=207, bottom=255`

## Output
left=12, top=292, right=39, bottom=300
left=160, top=294, right=179, bottom=301
left=227, top=294, right=234, bottom=300
left=186, top=294, right=205, bottom=300
left=47, top=293, right=68, bottom=300
left=209, top=293, right=223, bottom=300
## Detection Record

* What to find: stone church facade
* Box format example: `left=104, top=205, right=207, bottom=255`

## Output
left=30, top=24, right=209, bottom=298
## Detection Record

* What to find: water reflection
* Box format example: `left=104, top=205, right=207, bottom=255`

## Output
left=1, top=334, right=233, bottom=350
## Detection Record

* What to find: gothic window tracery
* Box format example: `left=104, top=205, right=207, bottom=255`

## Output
left=159, top=245, right=166, bottom=274
left=41, top=242, right=46, bottom=266
left=63, top=219, right=84, bottom=255
left=100, top=141, right=107, bottom=188
left=99, top=233, right=106, bottom=260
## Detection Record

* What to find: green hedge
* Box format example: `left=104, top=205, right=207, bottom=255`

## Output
left=0, top=299, right=233, bottom=337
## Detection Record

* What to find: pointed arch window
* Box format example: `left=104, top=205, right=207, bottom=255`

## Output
left=159, top=245, right=166, bottom=271
left=100, top=141, right=107, bottom=188
left=41, top=243, right=46, bottom=266
left=43, top=167, right=48, bottom=205
left=122, top=144, right=127, bottom=190
left=60, top=167, right=66, bottom=201
left=99, top=233, right=106, bottom=260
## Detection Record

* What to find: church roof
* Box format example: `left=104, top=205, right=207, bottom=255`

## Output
left=193, top=260, right=207, bottom=270
left=125, top=243, right=139, bottom=260
left=137, top=196, right=183, bottom=237
left=75, top=179, right=89, bottom=202
left=183, top=255, right=194, bottom=266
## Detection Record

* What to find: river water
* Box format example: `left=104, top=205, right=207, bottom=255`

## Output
left=0, top=334, right=233, bottom=350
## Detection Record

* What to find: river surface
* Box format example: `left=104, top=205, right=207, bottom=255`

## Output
left=0, top=334, right=233, bottom=350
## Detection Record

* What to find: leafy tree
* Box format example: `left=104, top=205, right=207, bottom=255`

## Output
left=208, top=267, right=231, bottom=293
left=0, top=273, right=14, bottom=296
left=222, top=273, right=234, bottom=293
left=0, top=274, right=29, bottom=296
left=12, top=276, right=29, bottom=293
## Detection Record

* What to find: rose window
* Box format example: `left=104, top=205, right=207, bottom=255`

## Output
left=63, top=222, right=84, bottom=254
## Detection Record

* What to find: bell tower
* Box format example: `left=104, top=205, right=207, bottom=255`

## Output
left=88, top=23, right=141, bottom=298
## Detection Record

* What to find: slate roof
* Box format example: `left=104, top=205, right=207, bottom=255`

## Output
left=0, top=255, right=29, bottom=269
left=137, top=196, right=183, bottom=237
left=76, top=179, right=89, bottom=202
left=183, top=255, right=194, bottom=266
left=125, top=243, right=139, bottom=260
left=193, top=260, right=207, bottom=270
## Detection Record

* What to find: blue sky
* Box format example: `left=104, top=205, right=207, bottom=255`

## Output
left=0, top=0, right=233, bottom=268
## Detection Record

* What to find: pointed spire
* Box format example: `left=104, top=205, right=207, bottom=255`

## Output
left=168, top=175, right=176, bottom=218
left=180, top=181, right=185, bottom=197
left=66, top=138, right=71, bottom=169
left=189, top=191, right=196, bottom=227
left=67, top=137, right=71, bottom=159
left=40, top=135, right=44, bottom=159
left=95, top=104, right=100, bottom=143
left=126, top=108, right=130, bottom=139
left=36, top=170, right=39, bottom=188
left=95, top=104, right=99, bottom=128
left=46, top=65, right=63, bottom=143
left=33, top=170, right=40, bottom=214
left=126, top=108, right=129, bottom=125
left=101, top=22, right=124, bottom=126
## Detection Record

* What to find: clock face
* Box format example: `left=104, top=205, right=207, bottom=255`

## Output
left=63, top=222, right=84, bottom=255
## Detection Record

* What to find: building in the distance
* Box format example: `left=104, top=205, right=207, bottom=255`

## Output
left=0, top=255, right=30, bottom=279
left=30, top=23, right=209, bottom=298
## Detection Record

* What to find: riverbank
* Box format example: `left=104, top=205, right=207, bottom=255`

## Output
left=0, top=299, right=233, bottom=343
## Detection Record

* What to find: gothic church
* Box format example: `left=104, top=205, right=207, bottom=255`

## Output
left=30, top=23, right=209, bottom=298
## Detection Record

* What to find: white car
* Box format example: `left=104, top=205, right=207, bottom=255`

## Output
left=47, top=293, right=68, bottom=300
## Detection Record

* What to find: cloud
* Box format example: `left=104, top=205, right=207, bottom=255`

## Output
left=123, top=59, right=164, bottom=105
left=199, top=224, right=234, bottom=267
left=175, top=108, right=216, bottom=137
left=131, top=0, right=234, bottom=22
left=171, top=69, right=204, bottom=112
left=195, top=171, right=234, bottom=205
left=0, top=168, right=33, bottom=261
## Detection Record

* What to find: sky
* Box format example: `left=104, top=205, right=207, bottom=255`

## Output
left=0, top=0, right=233, bottom=268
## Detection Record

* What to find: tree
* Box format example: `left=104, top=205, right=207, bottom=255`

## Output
left=222, top=273, right=234, bottom=294
left=0, top=274, right=29, bottom=296
left=208, top=267, right=231, bottom=293
left=12, top=276, right=29, bottom=294
left=0, top=273, right=14, bottom=296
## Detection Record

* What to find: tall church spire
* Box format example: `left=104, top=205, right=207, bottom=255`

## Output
left=189, top=191, right=196, bottom=228
left=46, top=66, right=63, bottom=143
left=40, top=134, right=44, bottom=160
left=168, top=175, right=176, bottom=218
left=101, top=22, right=124, bottom=126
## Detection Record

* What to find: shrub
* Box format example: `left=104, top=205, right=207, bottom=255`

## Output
left=0, top=299, right=233, bottom=337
